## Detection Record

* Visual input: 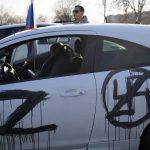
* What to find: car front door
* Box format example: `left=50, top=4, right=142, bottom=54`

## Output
left=0, top=34, right=97, bottom=150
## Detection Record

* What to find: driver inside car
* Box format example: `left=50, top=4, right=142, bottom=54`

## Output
left=36, top=42, right=72, bottom=78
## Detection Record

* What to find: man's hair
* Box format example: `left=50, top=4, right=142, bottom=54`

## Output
left=75, top=5, right=85, bottom=12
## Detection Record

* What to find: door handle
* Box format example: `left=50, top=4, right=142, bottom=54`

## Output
left=60, top=89, right=85, bottom=97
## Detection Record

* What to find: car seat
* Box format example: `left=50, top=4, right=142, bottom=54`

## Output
left=37, top=42, right=72, bottom=78
left=71, top=40, right=83, bottom=73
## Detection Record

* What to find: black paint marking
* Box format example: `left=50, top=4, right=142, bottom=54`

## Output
left=0, top=90, right=57, bottom=135
left=102, top=68, right=150, bottom=128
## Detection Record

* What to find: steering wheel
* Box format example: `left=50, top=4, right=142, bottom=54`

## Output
left=1, top=63, right=20, bottom=82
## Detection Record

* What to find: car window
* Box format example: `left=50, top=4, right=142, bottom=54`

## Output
left=0, top=35, right=96, bottom=84
left=0, top=29, right=6, bottom=40
left=38, top=38, right=57, bottom=45
left=48, top=38, right=57, bottom=44
left=0, top=27, right=24, bottom=40
left=95, top=37, right=150, bottom=71
left=0, top=57, right=5, bottom=66
left=13, top=44, right=28, bottom=62
left=37, top=38, right=57, bottom=54
left=58, top=37, right=71, bottom=45
left=103, top=40, right=127, bottom=52
left=11, top=27, right=24, bottom=34
left=37, top=37, right=70, bottom=55
left=0, top=25, right=49, bottom=40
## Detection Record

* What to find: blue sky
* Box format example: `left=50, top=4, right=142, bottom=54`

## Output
left=0, top=0, right=114, bottom=23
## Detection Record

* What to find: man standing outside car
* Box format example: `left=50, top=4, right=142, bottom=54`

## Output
left=73, top=5, right=89, bottom=23
left=69, top=5, right=89, bottom=55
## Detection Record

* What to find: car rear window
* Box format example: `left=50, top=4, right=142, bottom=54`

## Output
left=95, top=37, right=150, bottom=71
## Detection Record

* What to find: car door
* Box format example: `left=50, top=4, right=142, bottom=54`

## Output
left=90, top=36, right=150, bottom=150
left=0, top=34, right=97, bottom=150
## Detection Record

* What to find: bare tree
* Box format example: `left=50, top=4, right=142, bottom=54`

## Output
left=0, top=5, right=25, bottom=25
left=54, top=0, right=81, bottom=22
left=113, top=0, right=148, bottom=23
left=0, top=5, right=6, bottom=24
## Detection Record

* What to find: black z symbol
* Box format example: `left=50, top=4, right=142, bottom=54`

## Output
left=0, top=90, right=57, bottom=135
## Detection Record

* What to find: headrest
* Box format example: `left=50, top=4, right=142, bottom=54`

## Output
left=74, top=40, right=83, bottom=54
left=51, top=42, right=64, bottom=55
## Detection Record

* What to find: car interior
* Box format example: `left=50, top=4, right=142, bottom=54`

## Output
left=0, top=36, right=85, bottom=84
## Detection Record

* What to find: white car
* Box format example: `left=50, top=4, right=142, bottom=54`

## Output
left=0, top=24, right=150, bottom=150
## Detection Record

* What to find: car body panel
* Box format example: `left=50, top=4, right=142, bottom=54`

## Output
left=91, top=69, right=150, bottom=149
left=0, top=73, right=96, bottom=149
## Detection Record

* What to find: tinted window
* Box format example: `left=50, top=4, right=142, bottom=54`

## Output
left=0, top=27, right=24, bottom=40
left=0, top=29, right=6, bottom=40
left=103, top=40, right=127, bottom=52
left=11, top=27, right=24, bottom=34
left=95, top=37, right=150, bottom=71
left=0, top=24, right=49, bottom=40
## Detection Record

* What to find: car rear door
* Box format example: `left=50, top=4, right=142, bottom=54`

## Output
left=91, top=36, right=150, bottom=150
left=0, top=33, right=97, bottom=150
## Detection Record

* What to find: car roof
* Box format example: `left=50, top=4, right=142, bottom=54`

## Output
left=0, top=23, right=150, bottom=48
left=0, top=23, right=60, bottom=30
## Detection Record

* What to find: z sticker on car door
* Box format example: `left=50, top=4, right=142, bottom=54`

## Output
left=102, top=68, right=150, bottom=128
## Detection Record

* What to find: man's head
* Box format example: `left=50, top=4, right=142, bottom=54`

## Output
left=73, top=5, right=85, bottom=21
